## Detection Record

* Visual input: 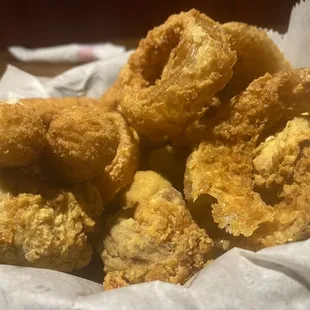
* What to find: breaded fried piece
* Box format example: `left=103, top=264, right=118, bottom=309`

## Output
left=244, top=146, right=310, bottom=250
left=21, top=97, right=102, bottom=128
left=122, top=170, right=172, bottom=209
left=46, top=107, right=118, bottom=183
left=253, top=117, right=310, bottom=192
left=0, top=103, right=46, bottom=167
left=100, top=187, right=213, bottom=290
left=220, top=22, right=291, bottom=102
left=237, top=117, right=310, bottom=250
left=94, top=112, right=140, bottom=205
left=185, top=69, right=310, bottom=237
left=0, top=168, right=103, bottom=272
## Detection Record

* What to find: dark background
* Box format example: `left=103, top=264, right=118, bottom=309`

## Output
left=0, top=0, right=298, bottom=48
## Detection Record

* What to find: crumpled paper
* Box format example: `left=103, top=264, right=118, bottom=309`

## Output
left=0, top=51, right=133, bottom=99
left=8, top=43, right=126, bottom=63
left=1, top=1, right=310, bottom=309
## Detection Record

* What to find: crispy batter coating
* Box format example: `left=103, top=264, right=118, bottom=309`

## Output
left=21, top=97, right=103, bottom=128
left=148, top=145, right=189, bottom=190
left=93, top=112, right=140, bottom=205
left=122, top=170, right=172, bottom=209
left=0, top=168, right=103, bottom=272
left=185, top=69, right=310, bottom=237
left=100, top=187, right=213, bottom=290
left=253, top=117, right=310, bottom=192
left=119, top=9, right=236, bottom=139
left=185, top=142, right=274, bottom=237
left=0, top=103, right=46, bottom=167
left=171, top=97, right=222, bottom=148
left=220, top=22, right=291, bottom=102
left=238, top=118, right=310, bottom=250
left=46, top=107, right=118, bottom=183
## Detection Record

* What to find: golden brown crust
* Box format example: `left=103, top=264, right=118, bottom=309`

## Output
left=101, top=187, right=213, bottom=290
left=122, top=171, right=172, bottom=209
left=0, top=168, right=103, bottom=272
left=119, top=9, right=236, bottom=139
left=237, top=118, right=310, bottom=250
left=220, top=22, right=291, bottom=102
left=21, top=97, right=103, bottom=128
left=46, top=107, right=118, bottom=183
left=0, top=103, right=46, bottom=167
left=93, top=112, right=140, bottom=205
left=185, top=69, right=310, bottom=237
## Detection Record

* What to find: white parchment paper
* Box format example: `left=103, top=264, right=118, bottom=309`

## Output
left=1, top=1, right=310, bottom=309
left=8, top=43, right=126, bottom=63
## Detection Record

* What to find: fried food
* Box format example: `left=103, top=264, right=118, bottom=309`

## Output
left=122, top=170, right=172, bottom=209
left=0, top=168, right=103, bottom=272
left=100, top=187, right=213, bottom=290
left=118, top=9, right=236, bottom=140
left=0, top=103, right=46, bottom=167
left=253, top=117, right=310, bottom=193
left=21, top=97, right=103, bottom=128
left=46, top=107, right=118, bottom=183
left=237, top=117, right=310, bottom=250
left=220, top=22, right=291, bottom=102
left=93, top=112, right=140, bottom=205
left=185, top=69, right=310, bottom=237
left=171, top=97, right=222, bottom=148
left=148, top=145, right=189, bottom=190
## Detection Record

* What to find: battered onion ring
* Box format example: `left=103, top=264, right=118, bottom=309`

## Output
left=93, top=112, right=139, bottom=205
left=185, top=69, right=310, bottom=237
left=219, top=22, right=291, bottom=102
left=0, top=103, right=46, bottom=167
left=119, top=9, right=236, bottom=139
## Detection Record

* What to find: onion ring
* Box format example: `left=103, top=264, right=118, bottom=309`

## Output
left=93, top=112, right=139, bottom=205
left=219, top=22, right=291, bottom=102
left=185, top=69, right=310, bottom=237
left=119, top=9, right=236, bottom=139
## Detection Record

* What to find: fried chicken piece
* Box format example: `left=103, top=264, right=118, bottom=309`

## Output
left=94, top=112, right=140, bottom=205
left=46, top=107, right=118, bottom=183
left=253, top=117, right=310, bottom=192
left=148, top=145, right=189, bottom=190
left=20, top=97, right=103, bottom=128
left=0, top=168, right=103, bottom=272
left=122, top=171, right=172, bottom=209
left=185, top=69, right=310, bottom=237
left=100, top=187, right=213, bottom=290
left=220, top=22, right=291, bottom=102
left=0, top=103, right=46, bottom=167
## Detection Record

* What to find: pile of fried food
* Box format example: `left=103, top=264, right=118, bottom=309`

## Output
left=1, top=9, right=310, bottom=290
